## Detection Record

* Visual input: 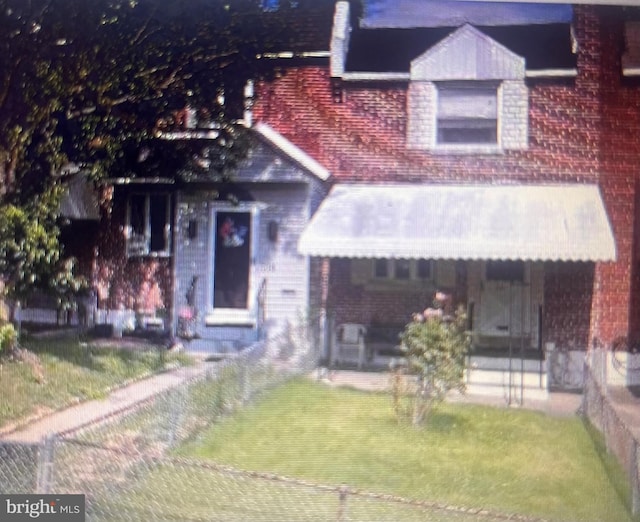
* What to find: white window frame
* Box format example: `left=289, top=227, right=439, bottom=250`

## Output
left=205, top=204, right=261, bottom=326
left=125, top=192, right=171, bottom=258
left=434, top=81, right=501, bottom=151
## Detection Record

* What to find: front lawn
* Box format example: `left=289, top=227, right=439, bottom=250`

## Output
left=180, top=378, right=634, bottom=522
left=0, top=334, right=191, bottom=431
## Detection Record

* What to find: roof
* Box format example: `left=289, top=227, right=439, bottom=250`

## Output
left=252, top=123, right=331, bottom=181
left=298, top=183, right=616, bottom=261
left=361, top=0, right=573, bottom=29
left=345, top=23, right=576, bottom=72
left=60, top=174, right=100, bottom=221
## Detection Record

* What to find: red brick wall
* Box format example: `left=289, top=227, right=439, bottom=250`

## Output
left=254, top=73, right=601, bottom=185
left=326, top=259, right=435, bottom=326
left=581, top=7, right=640, bottom=349
left=543, top=262, right=595, bottom=350
left=92, top=188, right=173, bottom=314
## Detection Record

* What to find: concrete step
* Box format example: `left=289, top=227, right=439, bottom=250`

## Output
left=465, top=367, right=549, bottom=403
left=465, top=382, right=549, bottom=403
left=466, top=368, right=547, bottom=388
left=469, top=355, right=546, bottom=373
left=184, top=338, right=245, bottom=356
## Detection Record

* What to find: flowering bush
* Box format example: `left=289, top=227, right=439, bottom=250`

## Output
left=177, top=306, right=196, bottom=339
left=394, top=292, right=470, bottom=426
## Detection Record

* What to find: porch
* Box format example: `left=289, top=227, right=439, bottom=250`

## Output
left=299, top=183, right=616, bottom=404
left=325, top=317, right=550, bottom=405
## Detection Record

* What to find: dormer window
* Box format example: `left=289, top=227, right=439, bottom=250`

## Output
left=436, top=82, right=498, bottom=145
left=407, top=25, right=528, bottom=153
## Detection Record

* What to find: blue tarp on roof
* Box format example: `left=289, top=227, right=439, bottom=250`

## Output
left=362, top=0, right=573, bottom=29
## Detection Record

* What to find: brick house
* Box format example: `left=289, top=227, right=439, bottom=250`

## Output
left=249, top=0, right=640, bottom=397
left=32, top=0, right=640, bottom=401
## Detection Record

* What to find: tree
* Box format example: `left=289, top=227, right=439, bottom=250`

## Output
left=0, top=0, right=333, bottom=314
left=393, top=293, right=470, bottom=426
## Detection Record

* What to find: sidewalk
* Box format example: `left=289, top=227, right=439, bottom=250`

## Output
left=1, top=359, right=213, bottom=444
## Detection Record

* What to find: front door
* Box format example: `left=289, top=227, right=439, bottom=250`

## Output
left=478, top=261, right=531, bottom=338
left=213, top=211, right=252, bottom=309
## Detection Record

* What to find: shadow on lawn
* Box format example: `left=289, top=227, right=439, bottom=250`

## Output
left=425, top=411, right=469, bottom=434
left=22, top=332, right=166, bottom=373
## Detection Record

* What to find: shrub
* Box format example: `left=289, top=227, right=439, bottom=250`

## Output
left=395, top=293, right=470, bottom=426
left=0, top=323, right=18, bottom=355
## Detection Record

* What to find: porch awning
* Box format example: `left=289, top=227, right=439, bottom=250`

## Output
left=298, top=184, right=616, bottom=261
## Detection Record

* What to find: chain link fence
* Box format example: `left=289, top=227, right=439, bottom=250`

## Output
left=1, top=326, right=552, bottom=522
left=583, top=348, right=640, bottom=515
left=0, top=441, right=40, bottom=493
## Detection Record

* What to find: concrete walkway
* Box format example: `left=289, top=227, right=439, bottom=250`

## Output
left=312, top=369, right=584, bottom=417
left=1, top=359, right=212, bottom=444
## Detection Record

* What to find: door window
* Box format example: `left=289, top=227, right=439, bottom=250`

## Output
left=213, top=211, right=251, bottom=309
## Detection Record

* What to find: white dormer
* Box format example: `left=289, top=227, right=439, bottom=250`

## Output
left=408, top=25, right=529, bottom=153
left=411, top=24, right=525, bottom=81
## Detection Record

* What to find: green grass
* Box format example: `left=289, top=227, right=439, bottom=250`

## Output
left=0, top=334, right=192, bottom=430
left=88, top=461, right=500, bottom=522
left=177, top=378, right=635, bottom=522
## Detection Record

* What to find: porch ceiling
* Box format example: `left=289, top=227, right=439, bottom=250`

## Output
left=298, top=183, right=616, bottom=262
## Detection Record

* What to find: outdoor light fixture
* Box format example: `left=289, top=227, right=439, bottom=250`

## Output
left=187, top=219, right=198, bottom=240
left=268, top=220, right=278, bottom=242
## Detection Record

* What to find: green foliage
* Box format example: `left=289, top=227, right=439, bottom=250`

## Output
left=0, top=204, right=61, bottom=299
left=0, top=0, right=333, bottom=305
left=397, top=295, right=470, bottom=425
left=0, top=322, right=18, bottom=355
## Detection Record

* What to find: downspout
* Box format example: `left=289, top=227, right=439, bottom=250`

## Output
left=321, top=257, right=331, bottom=364
left=169, top=192, right=178, bottom=341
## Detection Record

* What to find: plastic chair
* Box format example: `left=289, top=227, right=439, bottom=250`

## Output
left=332, top=323, right=367, bottom=369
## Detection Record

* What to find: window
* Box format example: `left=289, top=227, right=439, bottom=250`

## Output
left=417, top=259, right=432, bottom=279
left=126, top=193, right=171, bottom=257
left=373, top=259, right=432, bottom=281
left=436, top=82, right=498, bottom=145
left=407, top=26, right=527, bottom=152
left=486, top=260, right=524, bottom=282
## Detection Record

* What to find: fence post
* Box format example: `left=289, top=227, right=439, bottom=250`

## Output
left=241, top=359, right=251, bottom=404
left=167, top=386, right=186, bottom=447
left=632, top=441, right=640, bottom=515
left=336, top=485, right=348, bottom=522
left=36, top=434, right=56, bottom=494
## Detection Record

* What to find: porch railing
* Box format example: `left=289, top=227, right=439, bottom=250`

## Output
left=256, top=278, right=267, bottom=340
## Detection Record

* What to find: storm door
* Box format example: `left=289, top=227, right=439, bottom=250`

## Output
left=213, top=211, right=252, bottom=309
left=478, top=260, right=531, bottom=338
